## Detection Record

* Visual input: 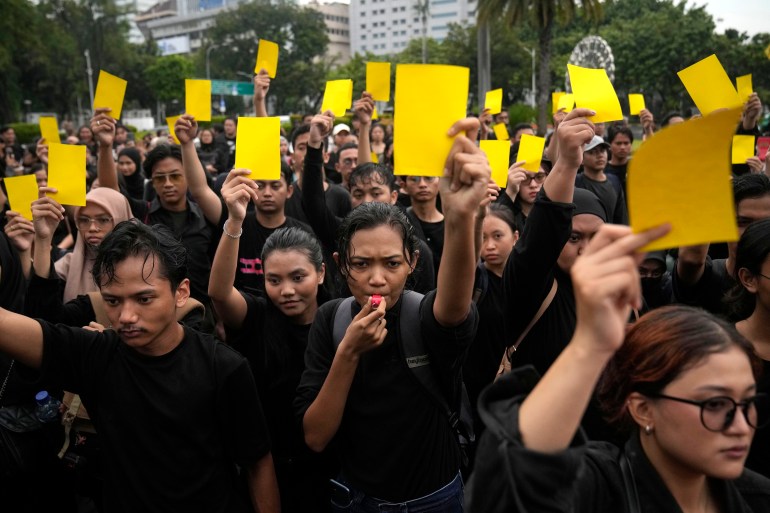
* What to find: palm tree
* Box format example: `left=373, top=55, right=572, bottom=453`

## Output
left=477, top=0, right=604, bottom=134
left=413, top=0, right=430, bottom=63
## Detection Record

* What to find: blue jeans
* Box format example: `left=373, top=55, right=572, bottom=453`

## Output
left=331, top=473, right=464, bottom=513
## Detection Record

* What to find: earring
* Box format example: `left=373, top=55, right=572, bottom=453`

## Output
left=644, top=425, right=653, bottom=435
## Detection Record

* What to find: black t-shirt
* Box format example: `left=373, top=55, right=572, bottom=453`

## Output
left=463, top=266, right=506, bottom=436
left=417, top=218, right=444, bottom=277
left=284, top=182, right=351, bottom=223
left=575, top=173, right=628, bottom=225
left=746, top=358, right=770, bottom=479
left=671, top=257, right=733, bottom=315
left=605, top=161, right=628, bottom=194
left=234, top=214, right=313, bottom=297
left=26, top=322, right=270, bottom=513
left=228, top=294, right=334, bottom=512
left=295, top=290, right=478, bottom=501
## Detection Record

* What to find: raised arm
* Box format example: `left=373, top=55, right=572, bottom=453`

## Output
left=518, top=223, right=669, bottom=452
left=3, top=212, right=35, bottom=279
left=435, top=117, right=491, bottom=326
left=253, top=69, right=270, bottom=118
left=543, top=108, right=595, bottom=202
left=31, top=188, right=65, bottom=280
left=176, top=115, right=223, bottom=224
left=354, top=92, right=374, bottom=165
left=208, top=169, right=259, bottom=328
left=91, top=108, right=119, bottom=191
left=544, top=108, right=567, bottom=163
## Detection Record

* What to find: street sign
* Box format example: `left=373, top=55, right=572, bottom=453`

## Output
left=210, top=80, right=254, bottom=96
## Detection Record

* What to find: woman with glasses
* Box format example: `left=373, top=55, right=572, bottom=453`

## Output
left=467, top=223, right=770, bottom=512
left=498, top=160, right=547, bottom=231
left=727, top=218, right=770, bottom=478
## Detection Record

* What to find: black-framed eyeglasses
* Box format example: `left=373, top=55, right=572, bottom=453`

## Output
left=759, top=273, right=770, bottom=281
left=647, top=392, right=768, bottom=432
left=522, top=172, right=546, bottom=185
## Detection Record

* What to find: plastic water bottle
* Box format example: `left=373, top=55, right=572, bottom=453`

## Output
left=35, top=390, right=61, bottom=423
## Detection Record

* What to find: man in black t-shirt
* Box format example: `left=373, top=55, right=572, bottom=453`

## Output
left=576, top=135, right=628, bottom=225
left=0, top=221, right=279, bottom=513
left=403, top=175, right=444, bottom=278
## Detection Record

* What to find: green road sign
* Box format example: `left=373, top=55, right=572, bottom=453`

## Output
left=211, top=80, right=254, bottom=96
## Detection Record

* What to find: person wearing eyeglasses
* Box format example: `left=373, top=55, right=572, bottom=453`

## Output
left=576, top=135, right=628, bottom=225
left=727, top=218, right=770, bottom=478
left=26, top=187, right=132, bottom=302
left=467, top=221, right=770, bottom=512
left=498, top=160, right=547, bottom=231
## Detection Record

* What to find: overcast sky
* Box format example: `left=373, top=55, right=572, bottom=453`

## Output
left=302, top=0, right=769, bottom=37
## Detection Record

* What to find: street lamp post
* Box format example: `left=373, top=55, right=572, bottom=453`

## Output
left=521, top=46, right=536, bottom=109
left=84, top=49, right=95, bottom=110
left=205, top=44, right=218, bottom=80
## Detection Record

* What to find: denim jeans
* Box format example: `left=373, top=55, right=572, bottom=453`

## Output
left=331, top=472, right=464, bottom=513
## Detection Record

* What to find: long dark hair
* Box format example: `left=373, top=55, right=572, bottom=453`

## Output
left=725, top=218, right=770, bottom=321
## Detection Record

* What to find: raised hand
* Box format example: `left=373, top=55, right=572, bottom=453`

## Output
left=742, top=93, right=762, bottom=130
left=220, top=168, right=259, bottom=222
left=505, top=160, right=528, bottom=198
left=440, top=117, right=490, bottom=217
left=174, top=114, right=198, bottom=145
left=747, top=156, right=764, bottom=174
left=640, top=108, right=655, bottom=136
left=31, top=187, right=65, bottom=242
left=91, top=108, right=116, bottom=148
left=571, top=223, right=670, bottom=354
left=353, top=92, right=375, bottom=127
left=254, top=69, right=271, bottom=102
left=554, top=108, right=596, bottom=170
left=4, top=211, right=35, bottom=252
left=309, top=111, right=335, bottom=149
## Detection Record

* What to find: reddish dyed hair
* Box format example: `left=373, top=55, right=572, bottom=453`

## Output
left=597, top=305, right=762, bottom=433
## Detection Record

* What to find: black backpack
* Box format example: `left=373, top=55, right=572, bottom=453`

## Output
left=331, top=291, right=475, bottom=468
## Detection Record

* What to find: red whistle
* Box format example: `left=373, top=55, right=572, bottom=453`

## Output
left=371, top=295, right=382, bottom=308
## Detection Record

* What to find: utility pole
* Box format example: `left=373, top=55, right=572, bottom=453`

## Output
left=477, top=21, right=491, bottom=112
left=84, top=49, right=94, bottom=110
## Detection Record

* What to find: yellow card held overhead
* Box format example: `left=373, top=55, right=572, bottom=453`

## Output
left=321, top=79, right=353, bottom=117
left=39, top=117, right=60, bottom=144
left=628, top=94, right=645, bottom=116
left=47, top=143, right=87, bottom=207
left=557, top=93, right=574, bottom=113
left=493, top=123, right=509, bottom=141
left=736, top=74, right=753, bottom=102
left=185, top=79, right=212, bottom=121
left=4, top=175, right=39, bottom=220
left=518, top=134, right=546, bottom=172
left=166, top=115, right=182, bottom=144
left=255, top=39, right=279, bottom=78
left=484, top=88, right=503, bottom=115
left=366, top=62, right=391, bottom=102
left=552, top=92, right=565, bottom=114
left=677, top=55, right=741, bottom=115
left=480, top=140, right=510, bottom=188
left=372, top=106, right=379, bottom=120
left=235, top=117, right=281, bottom=180
left=394, top=64, right=469, bottom=177
left=93, top=70, right=127, bottom=120
left=567, top=64, right=622, bottom=123
left=627, top=107, right=743, bottom=251
left=731, top=135, right=755, bottom=164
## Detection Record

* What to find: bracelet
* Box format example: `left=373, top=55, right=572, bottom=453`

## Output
left=223, top=219, right=243, bottom=239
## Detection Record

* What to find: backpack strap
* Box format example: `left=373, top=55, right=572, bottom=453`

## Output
left=471, top=261, right=488, bottom=304
left=332, top=297, right=357, bottom=347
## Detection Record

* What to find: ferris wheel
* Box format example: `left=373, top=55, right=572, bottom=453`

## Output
left=565, top=35, right=615, bottom=92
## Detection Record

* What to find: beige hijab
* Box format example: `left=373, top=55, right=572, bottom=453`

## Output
left=55, top=188, right=133, bottom=302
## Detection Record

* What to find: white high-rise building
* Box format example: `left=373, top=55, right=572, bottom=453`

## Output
left=306, top=1, right=351, bottom=65
left=114, top=0, right=159, bottom=43
left=349, top=0, right=477, bottom=56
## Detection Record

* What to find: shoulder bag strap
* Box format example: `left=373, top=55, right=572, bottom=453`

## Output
left=619, top=453, right=641, bottom=513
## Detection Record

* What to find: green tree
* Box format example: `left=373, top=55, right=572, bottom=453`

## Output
left=477, top=0, right=604, bottom=134
left=202, top=0, right=329, bottom=114
left=144, top=55, right=194, bottom=103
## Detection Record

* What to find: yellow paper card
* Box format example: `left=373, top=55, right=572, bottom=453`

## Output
left=39, top=117, right=60, bottom=144
left=4, top=175, right=39, bottom=220
left=736, top=74, right=752, bottom=102
left=731, top=135, right=755, bottom=164
left=255, top=39, right=279, bottom=77
left=372, top=106, right=379, bottom=120
left=518, top=134, right=546, bottom=172
left=627, top=107, right=742, bottom=251
left=629, top=94, right=645, bottom=116
left=567, top=64, right=623, bottom=123
left=366, top=62, right=391, bottom=102
left=557, top=93, right=574, bottom=113
left=485, top=88, right=503, bottom=115
left=493, top=123, right=509, bottom=141
left=185, top=79, right=212, bottom=121
left=394, top=64, right=469, bottom=177
left=371, top=151, right=379, bottom=163
left=93, top=70, right=127, bottom=120
left=47, top=143, right=87, bottom=207
left=321, top=79, right=353, bottom=117
left=234, top=117, right=281, bottom=180
left=677, top=55, right=741, bottom=115
left=166, top=116, right=181, bottom=144
left=552, top=92, right=565, bottom=114
left=480, top=140, right=510, bottom=188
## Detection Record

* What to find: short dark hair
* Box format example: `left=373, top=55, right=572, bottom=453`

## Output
left=336, top=142, right=358, bottom=160
left=92, top=220, right=188, bottom=291
left=661, top=112, right=684, bottom=127
left=143, top=144, right=182, bottom=178
left=487, top=204, right=519, bottom=234
left=349, top=162, right=397, bottom=193
left=279, top=160, right=294, bottom=185
left=290, top=124, right=310, bottom=148
left=512, top=123, right=533, bottom=138
left=336, top=202, right=418, bottom=277
left=733, top=173, right=770, bottom=206
left=225, top=116, right=237, bottom=125
left=608, top=124, right=634, bottom=144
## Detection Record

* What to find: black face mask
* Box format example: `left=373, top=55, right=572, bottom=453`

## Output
left=641, top=276, right=663, bottom=295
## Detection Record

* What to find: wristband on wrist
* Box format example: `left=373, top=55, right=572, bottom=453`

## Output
left=223, top=219, right=243, bottom=239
